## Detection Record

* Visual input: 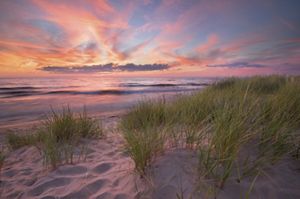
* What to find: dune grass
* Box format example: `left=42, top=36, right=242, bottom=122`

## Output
left=121, top=100, right=167, bottom=175
left=6, top=106, right=103, bottom=169
left=121, top=75, right=300, bottom=189
left=0, top=151, right=5, bottom=170
left=6, top=132, right=41, bottom=150
left=123, top=126, right=165, bottom=175
left=40, top=107, right=103, bottom=168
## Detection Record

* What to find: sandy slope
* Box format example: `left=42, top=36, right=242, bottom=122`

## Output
left=0, top=133, right=148, bottom=199
left=0, top=117, right=145, bottom=199
left=1, top=118, right=300, bottom=199
left=143, top=149, right=300, bottom=199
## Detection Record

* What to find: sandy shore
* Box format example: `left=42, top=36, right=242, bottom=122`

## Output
left=0, top=117, right=145, bottom=199
left=1, top=117, right=300, bottom=199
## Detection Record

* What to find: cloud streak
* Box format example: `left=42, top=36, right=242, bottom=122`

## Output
left=207, top=62, right=266, bottom=68
left=0, top=0, right=299, bottom=75
left=40, top=63, right=170, bottom=73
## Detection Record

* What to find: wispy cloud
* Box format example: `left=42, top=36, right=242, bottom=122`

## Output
left=0, top=0, right=299, bottom=75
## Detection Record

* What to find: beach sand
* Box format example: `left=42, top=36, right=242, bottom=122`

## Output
left=1, top=117, right=300, bottom=199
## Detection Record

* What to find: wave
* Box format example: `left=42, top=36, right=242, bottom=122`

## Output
left=120, top=83, right=210, bottom=87
left=0, top=88, right=201, bottom=98
left=43, top=88, right=199, bottom=96
left=46, top=90, right=127, bottom=95
left=0, top=86, right=38, bottom=90
left=0, top=81, right=209, bottom=98
left=0, top=90, right=40, bottom=97
left=0, top=85, right=79, bottom=91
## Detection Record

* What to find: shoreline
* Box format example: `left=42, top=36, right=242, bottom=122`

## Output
left=0, top=110, right=125, bottom=132
left=0, top=111, right=125, bottom=150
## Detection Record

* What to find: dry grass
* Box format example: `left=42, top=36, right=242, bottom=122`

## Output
left=121, top=75, right=300, bottom=189
left=6, top=106, right=103, bottom=169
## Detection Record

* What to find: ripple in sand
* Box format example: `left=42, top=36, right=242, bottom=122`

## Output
left=20, top=177, right=37, bottom=186
left=3, top=169, right=17, bottom=177
left=7, top=191, right=23, bottom=199
left=62, top=178, right=109, bottom=199
left=56, top=165, right=88, bottom=176
left=93, top=162, right=113, bottom=174
left=29, top=177, right=71, bottom=196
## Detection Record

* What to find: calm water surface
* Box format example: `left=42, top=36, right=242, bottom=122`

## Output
left=0, top=76, right=216, bottom=130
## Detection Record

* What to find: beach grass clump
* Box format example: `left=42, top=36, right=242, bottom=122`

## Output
left=196, top=76, right=300, bottom=187
left=6, top=106, right=102, bottom=169
left=168, top=90, right=213, bottom=126
left=197, top=90, right=262, bottom=187
left=77, top=108, right=103, bottom=138
left=212, top=77, right=238, bottom=90
left=245, top=75, right=287, bottom=94
left=257, top=80, right=300, bottom=163
left=40, top=106, right=102, bottom=168
left=121, top=99, right=167, bottom=175
left=121, top=99, right=167, bottom=131
left=44, top=106, right=103, bottom=141
left=40, top=131, right=80, bottom=169
left=121, top=75, right=300, bottom=189
left=0, top=151, right=5, bottom=169
left=43, top=107, right=79, bottom=142
left=6, top=132, right=41, bottom=150
left=122, top=126, right=165, bottom=175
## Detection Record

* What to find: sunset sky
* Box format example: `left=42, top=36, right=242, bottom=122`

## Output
left=0, top=0, right=299, bottom=76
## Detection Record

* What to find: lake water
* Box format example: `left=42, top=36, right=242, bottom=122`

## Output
left=0, top=76, right=216, bottom=131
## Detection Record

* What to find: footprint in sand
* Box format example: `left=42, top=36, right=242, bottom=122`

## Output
left=92, top=162, right=113, bottom=174
left=28, top=177, right=71, bottom=196
left=62, top=178, right=108, bottom=199
left=56, top=165, right=88, bottom=176
left=3, top=169, right=17, bottom=177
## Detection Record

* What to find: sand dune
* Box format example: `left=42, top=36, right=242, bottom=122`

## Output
left=0, top=132, right=146, bottom=199
left=1, top=120, right=300, bottom=198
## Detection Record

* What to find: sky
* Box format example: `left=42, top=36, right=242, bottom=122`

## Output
left=0, top=0, right=299, bottom=77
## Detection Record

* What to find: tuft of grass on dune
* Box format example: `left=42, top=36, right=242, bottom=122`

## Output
left=197, top=76, right=300, bottom=187
left=0, top=150, right=5, bottom=170
left=40, top=106, right=102, bottom=168
left=122, top=126, right=166, bottom=175
left=43, top=107, right=79, bottom=143
left=6, top=132, right=41, bottom=150
left=6, top=106, right=103, bottom=169
left=121, top=100, right=167, bottom=175
left=121, top=75, right=300, bottom=191
left=121, top=99, right=167, bottom=131
left=77, top=107, right=103, bottom=138
left=258, top=80, right=300, bottom=162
